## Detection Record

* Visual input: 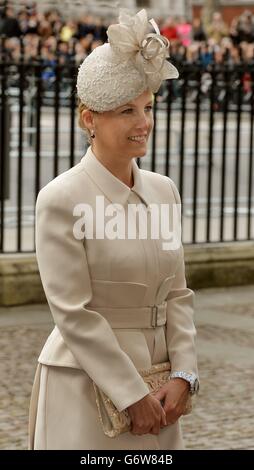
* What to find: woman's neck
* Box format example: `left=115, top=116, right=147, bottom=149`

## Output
left=91, top=146, right=134, bottom=188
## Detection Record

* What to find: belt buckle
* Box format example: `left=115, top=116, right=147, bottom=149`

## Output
left=151, top=305, right=158, bottom=328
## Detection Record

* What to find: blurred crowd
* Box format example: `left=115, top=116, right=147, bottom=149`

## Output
left=161, top=11, right=254, bottom=67
left=0, top=1, right=254, bottom=68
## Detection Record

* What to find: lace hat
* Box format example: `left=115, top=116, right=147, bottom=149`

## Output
left=76, top=8, right=179, bottom=112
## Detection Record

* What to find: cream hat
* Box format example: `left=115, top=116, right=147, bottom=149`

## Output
left=76, top=8, right=179, bottom=112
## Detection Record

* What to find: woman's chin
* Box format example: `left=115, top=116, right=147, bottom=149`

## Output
left=130, top=145, right=147, bottom=157
left=137, top=150, right=147, bottom=157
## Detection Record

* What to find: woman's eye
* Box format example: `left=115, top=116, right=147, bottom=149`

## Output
left=122, top=106, right=153, bottom=114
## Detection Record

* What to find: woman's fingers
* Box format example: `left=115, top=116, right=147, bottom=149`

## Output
left=161, top=406, right=167, bottom=426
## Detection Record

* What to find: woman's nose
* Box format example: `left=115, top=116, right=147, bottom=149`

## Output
left=136, top=111, right=151, bottom=129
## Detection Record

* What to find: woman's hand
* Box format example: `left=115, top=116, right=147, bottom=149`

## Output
left=127, top=394, right=167, bottom=436
left=152, top=378, right=190, bottom=426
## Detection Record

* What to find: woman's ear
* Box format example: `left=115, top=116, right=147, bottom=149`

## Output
left=81, top=109, right=94, bottom=132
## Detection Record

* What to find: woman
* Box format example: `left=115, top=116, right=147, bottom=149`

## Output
left=29, top=9, right=199, bottom=450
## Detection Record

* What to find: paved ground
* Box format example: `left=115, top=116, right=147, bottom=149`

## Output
left=0, top=285, right=254, bottom=450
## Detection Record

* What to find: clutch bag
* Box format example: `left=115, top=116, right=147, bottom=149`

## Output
left=93, top=361, right=192, bottom=438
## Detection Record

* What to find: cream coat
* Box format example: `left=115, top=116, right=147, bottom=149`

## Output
left=29, top=146, right=198, bottom=450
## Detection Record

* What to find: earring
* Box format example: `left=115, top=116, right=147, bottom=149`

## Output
left=90, top=130, right=95, bottom=139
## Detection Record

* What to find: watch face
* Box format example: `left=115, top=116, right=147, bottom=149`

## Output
left=194, top=379, right=199, bottom=393
left=190, top=378, right=199, bottom=394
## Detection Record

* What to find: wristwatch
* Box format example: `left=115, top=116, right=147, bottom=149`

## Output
left=169, top=371, right=199, bottom=395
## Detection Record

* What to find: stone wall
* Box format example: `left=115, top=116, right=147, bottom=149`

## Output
left=1, top=242, right=254, bottom=306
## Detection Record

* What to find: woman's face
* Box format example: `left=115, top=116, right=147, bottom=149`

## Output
left=88, top=89, right=154, bottom=161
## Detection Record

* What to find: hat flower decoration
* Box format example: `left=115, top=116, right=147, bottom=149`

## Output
left=107, top=8, right=179, bottom=92
left=77, top=8, right=179, bottom=112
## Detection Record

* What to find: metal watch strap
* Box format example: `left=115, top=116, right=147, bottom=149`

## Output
left=169, top=371, right=199, bottom=395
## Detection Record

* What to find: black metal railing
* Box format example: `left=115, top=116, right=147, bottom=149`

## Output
left=0, top=38, right=254, bottom=252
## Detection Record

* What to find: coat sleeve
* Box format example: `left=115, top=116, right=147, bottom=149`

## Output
left=165, top=178, right=198, bottom=377
left=35, top=183, right=149, bottom=412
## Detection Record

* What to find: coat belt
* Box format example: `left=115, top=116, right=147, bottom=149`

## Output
left=94, top=301, right=167, bottom=329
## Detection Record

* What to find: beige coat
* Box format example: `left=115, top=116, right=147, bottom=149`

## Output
left=29, top=146, right=198, bottom=450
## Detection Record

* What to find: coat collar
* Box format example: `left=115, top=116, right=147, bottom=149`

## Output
left=80, top=146, right=150, bottom=207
